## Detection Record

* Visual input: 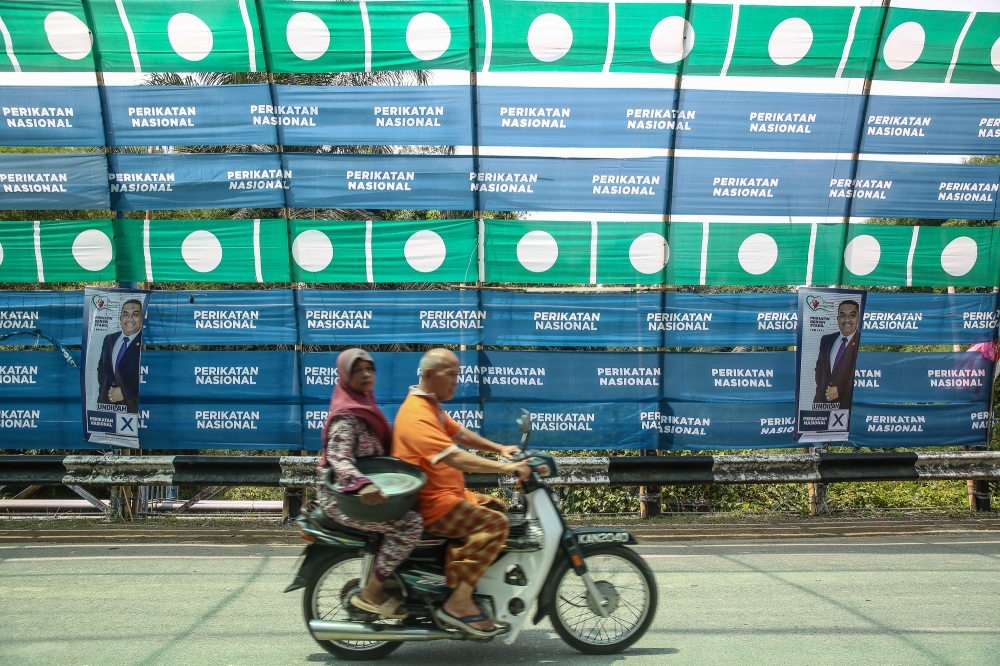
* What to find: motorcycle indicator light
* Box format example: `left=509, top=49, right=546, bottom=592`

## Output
left=571, top=554, right=583, bottom=567
left=298, top=525, right=316, bottom=544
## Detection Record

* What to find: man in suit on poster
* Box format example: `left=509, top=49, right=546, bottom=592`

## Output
left=812, top=299, right=860, bottom=409
left=97, top=299, right=143, bottom=413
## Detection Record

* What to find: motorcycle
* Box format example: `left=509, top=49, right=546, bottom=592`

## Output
left=285, top=409, right=658, bottom=659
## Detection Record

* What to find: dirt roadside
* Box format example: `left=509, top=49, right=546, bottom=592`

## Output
left=2, top=512, right=998, bottom=545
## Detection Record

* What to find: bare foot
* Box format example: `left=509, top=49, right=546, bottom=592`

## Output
left=442, top=597, right=494, bottom=632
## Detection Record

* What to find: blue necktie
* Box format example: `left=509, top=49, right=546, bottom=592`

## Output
left=115, top=337, right=129, bottom=370
left=833, top=336, right=848, bottom=370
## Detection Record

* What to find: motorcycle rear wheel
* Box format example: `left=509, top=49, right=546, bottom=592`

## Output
left=547, top=545, right=657, bottom=655
left=304, top=552, right=403, bottom=661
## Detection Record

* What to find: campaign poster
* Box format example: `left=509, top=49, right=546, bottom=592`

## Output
left=81, top=287, right=150, bottom=448
left=794, top=287, right=867, bottom=443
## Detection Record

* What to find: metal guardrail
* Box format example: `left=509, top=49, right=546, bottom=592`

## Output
left=2, top=452, right=1000, bottom=488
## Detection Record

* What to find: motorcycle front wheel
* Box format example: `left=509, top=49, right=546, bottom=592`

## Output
left=304, top=552, right=403, bottom=661
left=546, top=545, right=658, bottom=655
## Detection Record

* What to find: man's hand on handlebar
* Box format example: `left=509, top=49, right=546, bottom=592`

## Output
left=502, top=462, right=532, bottom=482
left=497, top=444, right=521, bottom=460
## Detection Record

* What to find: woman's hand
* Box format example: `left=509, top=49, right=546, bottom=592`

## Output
left=359, top=484, right=387, bottom=505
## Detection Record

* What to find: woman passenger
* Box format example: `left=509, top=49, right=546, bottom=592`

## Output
left=317, top=349, right=423, bottom=619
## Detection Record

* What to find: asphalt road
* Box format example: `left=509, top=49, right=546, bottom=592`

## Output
left=1, top=535, right=998, bottom=666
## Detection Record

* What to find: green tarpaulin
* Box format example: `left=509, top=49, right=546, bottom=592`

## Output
left=666, top=222, right=844, bottom=286
left=87, top=0, right=264, bottom=72
left=0, top=219, right=116, bottom=282
left=484, top=220, right=666, bottom=284
left=262, top=0, right=471, bottom=73
left=114, top=218, right=289, bottom=282
left=288, top=218, right=477, bottom=283
left=0, top=0, right=97, bottom=72
left=841, top=224, right=1000, bottom=287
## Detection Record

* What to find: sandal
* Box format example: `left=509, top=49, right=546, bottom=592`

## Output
left=433, top=606, right=508, bottom=638
left=350, top=594, right=408, bottom=619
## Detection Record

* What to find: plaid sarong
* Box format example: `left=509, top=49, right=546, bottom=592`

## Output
left=424, top=494, right=509, bottom=588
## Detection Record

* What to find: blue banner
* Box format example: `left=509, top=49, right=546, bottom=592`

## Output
left=477, top=86, right=675, bottom=149
left=657, top=401, right=798, bottom=451
left=0, top=350, right=80, bottom=400
left=480, top=351, right=662, bottom=402
left=863, top=293, right=997, bottom=345
left=663, top=352, right=793, bottom=403
left=850, top=403, right=989, bottom=448
left=300, top=350, right=480, bottom=402
left=0, top=154, right=109, bottom=210
left=861, top=96, right=1000, bottom=155
left=671, top=156, right=853, bottom=217
left=283, top=154, right=474, bottom=210
left=273, top=85, right=473, bottom=146
left=296, top=289, right=483, bottom=345
left=475, top=156, right=669, bottom=214
left=674, top=90, right=864, bottom=153
left=108, top=153, right=288, bottom=211
left=143, top=290, right=297, bottom=346
left=481, top=291, right=664, bottom=348
left=483, top=401, right=661, bottom=451
left=0, top=399, right=90, bottom=449
left=849, top=161, right=1000, bottom=220
left=0, top=290, right=83, bottom=344
left=0, top=87, right=104, bottom=147
left=136, top=402, right=302, bottom=450
left=103, top=85, right=278, bottom=147
left=139, top=351, right=298, bottom=403
left=301, top=401, right=482, bottom=449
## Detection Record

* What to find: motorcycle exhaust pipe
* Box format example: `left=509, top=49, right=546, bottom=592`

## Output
left=309, top=619, right=464, bottom=642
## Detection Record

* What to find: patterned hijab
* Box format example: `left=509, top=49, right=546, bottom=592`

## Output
left=319, top=349, right=392, bottom=465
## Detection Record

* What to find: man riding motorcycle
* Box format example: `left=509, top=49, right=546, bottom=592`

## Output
left=393, top=348, right=531, bottom=637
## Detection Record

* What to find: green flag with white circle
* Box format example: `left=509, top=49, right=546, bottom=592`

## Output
left=0, top=1, right=97, bottom=71
left=263, top=0, right=470, bottom=73
left=88, top=0, right=264, bottom=72
left=608, top=2, right=731, bottom=74
left=0, top=219, right=116, bottom=283
left=114, top=218, right=289, bottom=282
left=666, top=222, right=843, bottom=286
left=289, top=218, right=477, bottom=283
left=725, top=4, right=883, bottom=79
left=841, top=224, right=1000, bottom=287
left=484, top=220, right=665, bottom=284
left=872, top=8, right=971, bottom=83
left=950, top=12, right=1000, bottom=85
left=477, top=0, right=609, bottom=72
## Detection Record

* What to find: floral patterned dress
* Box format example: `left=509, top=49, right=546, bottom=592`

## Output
left=317, top=414, right=423, bottom=583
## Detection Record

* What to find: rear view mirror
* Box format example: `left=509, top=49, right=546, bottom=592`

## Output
left=517, top=408, right=532, bottom=434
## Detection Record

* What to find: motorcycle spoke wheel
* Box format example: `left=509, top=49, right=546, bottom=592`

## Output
left=305, top=554, right=403, bottom=660
left=550, top=548, right=656, bottom=654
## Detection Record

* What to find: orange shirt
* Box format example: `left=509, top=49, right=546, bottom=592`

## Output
left=392, top=390, right=476, bottom=525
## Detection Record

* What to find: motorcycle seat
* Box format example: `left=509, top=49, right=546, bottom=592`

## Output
left=307, top=508, right=446, bottom=544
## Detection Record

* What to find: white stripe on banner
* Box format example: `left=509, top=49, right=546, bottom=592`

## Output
left=602, top=2, right=616, bottom=74
left=806, top=221, right=818, bottom=286
left=699, top=222, right=709, bottom=286
left=365, top=220, right=374, bottom=283
left=238, top=0, right=258, bottom=72
left=945, top=12, right=977, bottom=84
left=253, top=219, right=263, bottom=283
left=33, top=221, right=44, bottom=282
left=478, top=217, right=486, bottom=282
left=481, top=0, right=493, bottom=72
left=835, top=5, right=860, bottom=80
left=590, top=220, right=598, bottom=284
left=720, top=4, right=739, bottom=77
left=360, top=1, right=372, bottom=73
left=906, top=226, right=920, bottom=287
left=143, top=220, right=153, bottom=281
left=115, top=0, right=142, bottom=73
left=0, top=16, right=21, bottom=73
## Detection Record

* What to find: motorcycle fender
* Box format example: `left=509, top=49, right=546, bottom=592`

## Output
left=530, top=533, right=638, bottom=624
left=283, top=544, right=348, bottom=593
